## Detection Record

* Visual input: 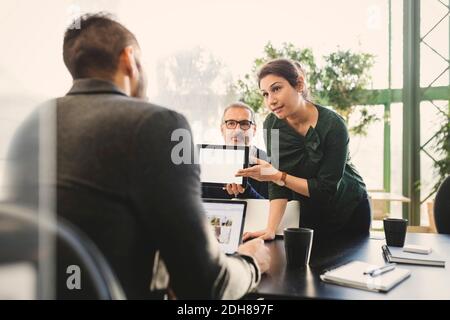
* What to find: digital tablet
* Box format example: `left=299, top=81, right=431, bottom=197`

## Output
left=197, top=144, right=249, bottom=187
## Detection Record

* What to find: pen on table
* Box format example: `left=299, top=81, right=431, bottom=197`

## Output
left=364, top=263, right=396, bottom=277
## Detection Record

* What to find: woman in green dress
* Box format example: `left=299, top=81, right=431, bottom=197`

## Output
left=237, top=59, right=371, bottom=241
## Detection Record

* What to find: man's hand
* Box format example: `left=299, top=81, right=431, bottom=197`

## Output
left=238, top=238, right=271, bottom=273
left=224, top=183, right=245, bottom=197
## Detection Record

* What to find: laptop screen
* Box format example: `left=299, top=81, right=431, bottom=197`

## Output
left=202, top=200, right=247, bottom=255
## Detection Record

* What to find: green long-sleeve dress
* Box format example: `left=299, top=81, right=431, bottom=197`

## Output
left=264, top=104, right=368, bottom=234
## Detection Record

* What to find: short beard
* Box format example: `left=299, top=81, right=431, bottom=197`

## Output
left=132, top=63, right=147, bottom=99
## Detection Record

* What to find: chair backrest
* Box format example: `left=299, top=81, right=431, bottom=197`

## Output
left=407, top=225, right=432, bottom=233
left=0, top=203, right=126, bottom=300
left=435, top=176, right=450, bottom=234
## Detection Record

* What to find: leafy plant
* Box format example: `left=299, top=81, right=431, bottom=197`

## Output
left=432, top=114, right=450, bottom=193
left=235, top=42, right=378, bottom=135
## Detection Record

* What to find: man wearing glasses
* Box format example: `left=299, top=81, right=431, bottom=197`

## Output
left=202, top=102, right=269, bottom=199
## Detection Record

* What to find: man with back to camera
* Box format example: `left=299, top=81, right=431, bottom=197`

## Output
left=202, top=102, right=269, bottom=199
left=5, top=13, right=270, bottom=299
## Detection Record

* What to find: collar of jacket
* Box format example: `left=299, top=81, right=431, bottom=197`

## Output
left=66, top=78, right=128, bottom=97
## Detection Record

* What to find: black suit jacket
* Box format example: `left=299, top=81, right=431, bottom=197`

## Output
left=5, top=79, right=260, bottom=299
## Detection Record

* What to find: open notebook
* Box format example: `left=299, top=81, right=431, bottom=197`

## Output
left=320, top=261, right=411, bottom=293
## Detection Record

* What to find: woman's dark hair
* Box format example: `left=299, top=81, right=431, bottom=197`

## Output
left=257, top=58, right=310, bottom=100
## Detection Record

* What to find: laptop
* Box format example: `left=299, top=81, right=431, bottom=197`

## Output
left=202, top=199, right=247, bottom=255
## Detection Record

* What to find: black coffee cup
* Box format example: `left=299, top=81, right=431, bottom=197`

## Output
left=284, top=228, right=314, bottom=268
left=383, top=218, right=408, bottom=247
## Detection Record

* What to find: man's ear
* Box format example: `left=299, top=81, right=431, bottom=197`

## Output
left=120, top=46, right=138, bottom=78
left=296, top=75, right=305, bottom=93
left=220, top=124, right=226, bottom=137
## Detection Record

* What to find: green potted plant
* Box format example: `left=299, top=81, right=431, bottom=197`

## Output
left=235, top=42, right=377, bottom=136
left=432, top=114, right=450, bottom=193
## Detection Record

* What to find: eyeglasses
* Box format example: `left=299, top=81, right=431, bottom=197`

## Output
left=223, top=120, right=254, bottom=130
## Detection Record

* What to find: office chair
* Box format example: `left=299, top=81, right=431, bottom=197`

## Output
left=434, top=176, right=450, bottom=235
left=0, top=202, right=126, bottom=300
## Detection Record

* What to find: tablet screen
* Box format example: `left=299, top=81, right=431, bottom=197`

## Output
left=198, top=145, right=248, bottom=186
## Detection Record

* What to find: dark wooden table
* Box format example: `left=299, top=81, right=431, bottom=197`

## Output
left=254, top=232, right=450, bottom=299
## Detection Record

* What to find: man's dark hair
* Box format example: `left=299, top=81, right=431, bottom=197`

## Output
left=63, top=12, right=139, bottom=79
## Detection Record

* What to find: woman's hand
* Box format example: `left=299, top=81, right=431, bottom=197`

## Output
left=236, top=158, right=280, bottom=182
left=242, top=229, right=276, bottom=242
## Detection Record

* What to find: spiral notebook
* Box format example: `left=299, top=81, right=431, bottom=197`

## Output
left=320, top=261, right=411, bottom=292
